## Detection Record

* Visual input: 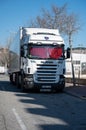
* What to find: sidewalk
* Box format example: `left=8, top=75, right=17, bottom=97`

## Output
left=65, top=83, right=86, bottom=99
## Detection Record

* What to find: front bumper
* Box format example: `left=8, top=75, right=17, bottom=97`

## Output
left=24, top=74, right=65, bottom=91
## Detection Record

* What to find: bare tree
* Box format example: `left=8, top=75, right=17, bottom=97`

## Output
left=64, top=13, right=80, bottom=86
left=29, top=4, right=80, bottom=86
left=0, top=48, right=9, bottom=67
left=29, top=4, right=80, bottom=34
left=29, top=5, right=79, bottom=41
left=0, top=34, right=14, bottom=68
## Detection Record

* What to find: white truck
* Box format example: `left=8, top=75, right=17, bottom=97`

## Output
left=8, top=27, right=70, bottom=92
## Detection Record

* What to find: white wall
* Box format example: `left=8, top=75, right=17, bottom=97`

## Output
left=65, top=53, right=86, bottom=78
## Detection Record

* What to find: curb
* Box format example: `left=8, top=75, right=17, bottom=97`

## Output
left=64, top=90, right=86, bottom=100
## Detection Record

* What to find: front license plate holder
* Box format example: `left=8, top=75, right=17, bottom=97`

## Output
left=41, top=85, right=51, bottom=89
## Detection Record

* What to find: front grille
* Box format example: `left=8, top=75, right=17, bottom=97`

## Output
left=35, top=62, right=58, bottom=83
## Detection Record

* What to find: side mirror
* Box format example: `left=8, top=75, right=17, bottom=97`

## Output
left=66, top=47, right=70, bottom=58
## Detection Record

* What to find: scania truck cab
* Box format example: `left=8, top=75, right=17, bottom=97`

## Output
left=9, top=27, right=70, bottom=92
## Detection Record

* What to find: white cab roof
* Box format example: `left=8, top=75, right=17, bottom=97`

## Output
left=22, top=28, right=60, bottom=35
left=22, top=27, right=64, bottom=45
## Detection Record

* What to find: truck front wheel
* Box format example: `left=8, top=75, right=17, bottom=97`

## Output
left=57, top=82, right=65, bottom=92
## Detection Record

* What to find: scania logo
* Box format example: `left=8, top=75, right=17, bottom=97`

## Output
left=44, top=36, right=49, bottom=40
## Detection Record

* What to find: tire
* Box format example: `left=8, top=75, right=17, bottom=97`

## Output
left=21, top=74, right=26, bottom=92
left=10, top=74, right=15, bottom=84
left=9, top=74, right=13, bottom=83
left=58, top=83, right=65, bottom=92
left=15, top=73, right=20, bottom=89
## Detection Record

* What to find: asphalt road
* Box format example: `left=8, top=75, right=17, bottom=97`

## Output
left=0, top=74, right=86, bottom=130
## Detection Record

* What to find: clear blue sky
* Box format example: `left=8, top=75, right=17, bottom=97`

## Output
left=0, top=0, right=86, bottom=48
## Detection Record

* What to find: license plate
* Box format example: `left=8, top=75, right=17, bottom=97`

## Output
left=40, top=89, right=51, bottom=92
left=41, top=85, right=51, bottom=88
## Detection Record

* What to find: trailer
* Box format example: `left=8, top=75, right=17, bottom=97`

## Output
left=8, top=27, right=70, bottom=92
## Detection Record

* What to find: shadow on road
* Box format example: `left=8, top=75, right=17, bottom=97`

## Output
left=16, top=92, right=77, bottom=130
left=0, top=75, right=86, bottom=130
left=0, top=80, right=20, bottom=93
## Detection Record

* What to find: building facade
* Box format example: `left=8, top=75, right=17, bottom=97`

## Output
left=65, top=47, right=86, bottom=79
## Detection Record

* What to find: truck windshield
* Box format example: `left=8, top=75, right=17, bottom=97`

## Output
left=28, top=45, right=63, bottom=59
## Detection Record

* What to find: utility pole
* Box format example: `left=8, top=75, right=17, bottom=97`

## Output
left=69, top=32, right=76, bottom=86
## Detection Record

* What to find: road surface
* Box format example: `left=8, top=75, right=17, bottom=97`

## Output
left=0, top=75, right=86, bottom=130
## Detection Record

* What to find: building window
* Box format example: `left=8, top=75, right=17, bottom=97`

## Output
left=73, top=60, right=80, bottom=64
left=81, top=62, right=86, bottom=74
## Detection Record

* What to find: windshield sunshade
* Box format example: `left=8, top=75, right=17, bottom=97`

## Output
left=29, top=46, right=63, bottom=59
